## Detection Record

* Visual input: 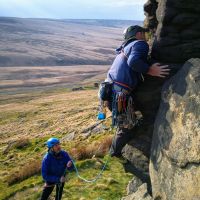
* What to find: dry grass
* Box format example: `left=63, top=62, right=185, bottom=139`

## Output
left=6, top=159, right=41, bottom=185
left=0, top=90, right=99, bottom=144
left=2, top=138, right=30, bottom=154
left=70, top=135, right=113, bottom=160
left=13, top=138, right=30, bottom=149
left=5, top=135, right=113, bottom=185
left=0, top=88, right=116, bottom=199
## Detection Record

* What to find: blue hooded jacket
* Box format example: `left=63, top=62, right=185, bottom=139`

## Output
left=41, top=150, right=74, bottom=184
left=107, top=39, right=150, bottom=89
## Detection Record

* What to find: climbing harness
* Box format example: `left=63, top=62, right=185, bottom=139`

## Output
left=97, top=78, right=143, bottom=129
left=112, top=83, right=143, bottom=129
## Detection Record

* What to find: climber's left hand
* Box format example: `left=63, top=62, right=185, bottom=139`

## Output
left=148, top=63, right=170, bottom=78
left=67, top=160, right=72, bottom=168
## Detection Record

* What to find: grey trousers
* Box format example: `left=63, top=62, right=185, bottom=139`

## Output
left=110, top=127, right=134, bottom=157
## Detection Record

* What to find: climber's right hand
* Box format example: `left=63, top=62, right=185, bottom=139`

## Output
left=147, top=63, right=170, bottom=78
left=60, top=176, right=66, bottom=183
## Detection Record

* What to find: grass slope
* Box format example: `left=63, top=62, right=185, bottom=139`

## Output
left=0, top=88, right=133, bottom=200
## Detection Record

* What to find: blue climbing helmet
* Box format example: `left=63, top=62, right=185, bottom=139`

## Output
left=46, top=137, right=60, bottom=148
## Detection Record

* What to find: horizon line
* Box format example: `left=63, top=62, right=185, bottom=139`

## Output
left=0, top=16, right=143, bottom=21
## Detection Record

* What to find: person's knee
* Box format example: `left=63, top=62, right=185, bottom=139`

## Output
left=110, top=127, right=134, bottom=157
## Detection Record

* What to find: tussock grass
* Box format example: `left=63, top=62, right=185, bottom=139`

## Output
left=13, top=138, right=31, bottom=149
left=0, top=90, right=99, bottom=143
left=2, top=138, right=31, bottom=155
left=6, top=159, right=41, bottom=185
left=69, top=135, right=112, bottom=160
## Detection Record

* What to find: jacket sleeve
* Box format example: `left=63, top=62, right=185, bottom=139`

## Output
left=41, top=157, right=60, bottom=183
left=127, top=41, right=150, bottom=74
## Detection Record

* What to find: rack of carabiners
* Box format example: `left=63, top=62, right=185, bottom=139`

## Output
left=112, top=91, right=137, bottom=128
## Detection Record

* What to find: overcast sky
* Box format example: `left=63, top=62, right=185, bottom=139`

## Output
left=0, top=0, right=146, bottom=20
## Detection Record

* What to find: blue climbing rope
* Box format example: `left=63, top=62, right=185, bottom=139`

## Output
left=72, top=155, right=111, bottom=183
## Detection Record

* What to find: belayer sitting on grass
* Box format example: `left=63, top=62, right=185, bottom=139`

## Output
left=40, top=137, right=74, bottom=200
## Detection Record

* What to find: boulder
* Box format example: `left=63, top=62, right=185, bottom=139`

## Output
left=62, top=132, right=75, bottom=141
left=126, top=176, right=143, bottom=195
left=150, top=58, right=200, bottom=200
left=122, top=184, right=153, bottom=200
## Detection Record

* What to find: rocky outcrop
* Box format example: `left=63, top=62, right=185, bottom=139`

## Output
left=122, top=1, right=200, bottom=199
left=123, top=59, right=200, bottom=199
left=144, top=0, right=158, bottom=31
left=126, top=176, right=143, bottom=195
left=144, top=0, right=200, bottom=63
left=122, top=75, right=167, bottom=193
left=122, top=183, right=153, bottom=200
left=150, top=58, right=200, bottom=200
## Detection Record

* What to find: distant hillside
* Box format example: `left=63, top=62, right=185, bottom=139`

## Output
left=0, top=17, right=142, bottom=67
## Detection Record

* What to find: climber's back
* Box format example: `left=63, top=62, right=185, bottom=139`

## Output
left=107, top=38, right=150, bottom=89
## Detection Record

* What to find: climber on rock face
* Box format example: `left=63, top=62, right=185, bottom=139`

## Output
left=40, top=138, right=74, bottom=200
left=103, top=25, right=170, bottom=157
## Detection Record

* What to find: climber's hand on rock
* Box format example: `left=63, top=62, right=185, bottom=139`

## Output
left=148, top=63, right=170, bottom=78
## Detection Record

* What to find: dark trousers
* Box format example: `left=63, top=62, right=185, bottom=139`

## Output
left=40, top=183, right=64, bottom=200
left=110, top=127, right=134, bottom=157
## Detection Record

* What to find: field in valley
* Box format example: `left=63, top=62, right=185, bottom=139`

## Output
left=0, top=18, right=142, bottom=67
left=0, top=65, right=109, bottom=94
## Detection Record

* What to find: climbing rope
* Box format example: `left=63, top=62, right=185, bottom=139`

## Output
left=56, top=153, right=111, bottom=199
left=71, top=154, right=111, bottom=183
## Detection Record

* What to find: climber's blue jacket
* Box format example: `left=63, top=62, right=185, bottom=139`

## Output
left=106, top=39, right=150, bottom=89
left=41, top=150, right=74, bottom=184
